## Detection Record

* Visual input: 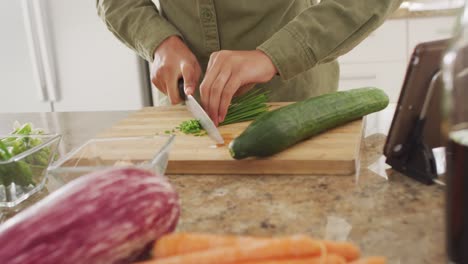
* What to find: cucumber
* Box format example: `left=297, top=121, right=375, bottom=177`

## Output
left=229, top=87, right=389, bottom=159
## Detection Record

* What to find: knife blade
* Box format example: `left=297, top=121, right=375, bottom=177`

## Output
left=178, top=79, right=224, bottom=144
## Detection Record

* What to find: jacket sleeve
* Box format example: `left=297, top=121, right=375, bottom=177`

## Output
left=257, top=0, right=403, bottom=80
left=96, top=0, right=182, bottom=62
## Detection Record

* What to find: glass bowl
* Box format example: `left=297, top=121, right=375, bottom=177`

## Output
left=0, top=134, right=61, bottom=208
left=47, top=135, right=175, bottom=188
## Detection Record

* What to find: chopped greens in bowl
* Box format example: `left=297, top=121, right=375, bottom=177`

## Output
left=0, top=123, right=61, bottom=207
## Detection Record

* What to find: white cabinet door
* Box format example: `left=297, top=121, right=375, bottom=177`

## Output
left=338, top=19, right=408, bottom=104
left=408, top=16, right=457, bottom=56
left=339, top=20, right=407, bottom=64
left=339, top=62, right=407, bottom=103
left=0, top=0, right=51, bottom=113
left=45, top=0, right=150, bottom=112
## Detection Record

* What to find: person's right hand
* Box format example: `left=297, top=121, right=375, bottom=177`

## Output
left=151, top=36, right=202, bottom=104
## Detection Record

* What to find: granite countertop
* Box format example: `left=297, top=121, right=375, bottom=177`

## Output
left=0, top=106, right=445, bottom=263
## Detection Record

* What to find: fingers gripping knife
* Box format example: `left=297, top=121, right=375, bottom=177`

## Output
left=177, top=79, right=224, bottom=144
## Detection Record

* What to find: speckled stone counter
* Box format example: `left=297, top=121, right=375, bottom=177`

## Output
left=0, top=109, right=445, bottom=263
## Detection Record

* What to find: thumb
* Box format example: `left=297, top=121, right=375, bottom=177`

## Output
left=181, top=63, right=199, bottom=96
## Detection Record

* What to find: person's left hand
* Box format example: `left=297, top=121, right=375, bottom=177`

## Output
left=200, top=50, right=277, bottom=126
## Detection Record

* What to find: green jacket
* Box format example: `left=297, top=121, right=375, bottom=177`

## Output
left=97, top=0, right=402, bottom=102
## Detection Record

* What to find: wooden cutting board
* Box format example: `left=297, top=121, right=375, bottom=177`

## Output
left=98, top=103, right=364, bottom=175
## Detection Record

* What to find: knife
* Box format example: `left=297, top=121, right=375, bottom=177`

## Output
left=177, top=79, right=224, bottom=144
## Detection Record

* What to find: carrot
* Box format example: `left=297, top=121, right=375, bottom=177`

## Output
left=141, top=235, right=325, bottom=264
left=237, top=254, right=347, bottom=264
left=322, top=240, right=360, bottom=261
left=153, top=233, right=360, bottom=261
left=153, top=233, right=258, bottom=258
left=350, top=256, right=386, bottom=264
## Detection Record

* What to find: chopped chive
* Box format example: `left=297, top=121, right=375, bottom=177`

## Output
left=219, top=89, right=269, bottom=126
left=173, top=89, right=269, bottom=136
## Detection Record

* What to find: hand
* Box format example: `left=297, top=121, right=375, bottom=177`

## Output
left=200, top=50, right=277, bottom=126
left=151, top=36, right=202, bottom=104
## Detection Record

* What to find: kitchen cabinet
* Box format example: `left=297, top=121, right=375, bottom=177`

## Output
left=0, top=0, right=151, bottom=113
left=339, top=20, right=407, bottom=64
left=339, top=62, right=407, bottom=103
left=339, top=15, right=457, bottom=103
left=0, top=0, right=51, bottom=113
left=408, top=16, right=457, bottom=56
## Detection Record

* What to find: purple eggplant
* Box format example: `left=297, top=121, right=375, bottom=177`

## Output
left=0, top=167, right=180, bottom=264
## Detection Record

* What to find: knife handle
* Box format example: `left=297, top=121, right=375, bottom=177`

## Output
left=177, top=78, right=186, bottom=101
